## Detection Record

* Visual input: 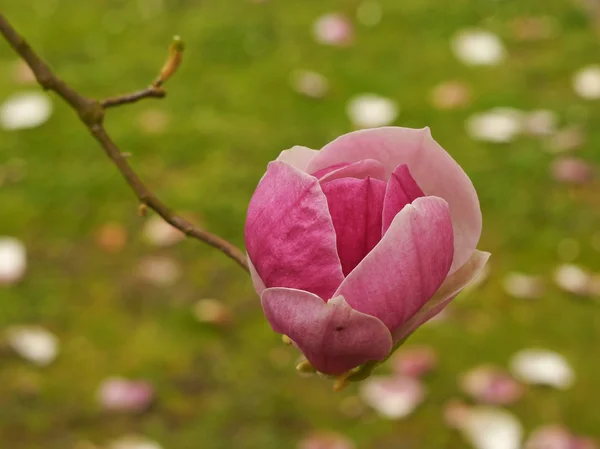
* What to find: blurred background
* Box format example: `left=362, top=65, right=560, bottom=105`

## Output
left=1, top=0, right=599, bottom=448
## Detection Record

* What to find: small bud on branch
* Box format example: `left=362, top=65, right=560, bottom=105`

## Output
left=0, top=13, right=248, bottom=271
left=154, top=35, right=185, bottom=88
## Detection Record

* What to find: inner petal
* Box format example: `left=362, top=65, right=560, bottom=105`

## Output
left=321, top=177, right=386, bottom=276
left=382, top=164, right=425, bottom=235
left=313, top=159, right=387, bottom=183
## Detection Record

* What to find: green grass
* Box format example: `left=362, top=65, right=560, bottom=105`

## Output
left=1, top=0, right=599, bottom=448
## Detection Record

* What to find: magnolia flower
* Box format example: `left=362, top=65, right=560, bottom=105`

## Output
left=245, top=127, right=488, bottom=376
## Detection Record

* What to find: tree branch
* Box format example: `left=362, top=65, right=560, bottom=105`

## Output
left=101, top=86, right=166, bottom=109
left=0, top=13, right=249, bottom=272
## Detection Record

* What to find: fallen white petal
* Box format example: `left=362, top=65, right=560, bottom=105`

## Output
left=458, top=406, right=523, bottom=449
left=573, top=65, right=600, bottom=99
left=0, top=237, right=27, bottom=284
left=142, top=216, right=185, bottom=247
left=6, top=326, right=59, bottom=366
left=502, top=272, right=545, bottom=299
left=0, top=92, right=53, bottom=130
left=346, top=94, right=398, bottom=128
left=108, top=436, right=163, bottom=449
left=137, top=256, right=181, bottom=286
left=466, top=108, right=523, bottom=143
left=359, top=375, right=425, bottom=419
left=554, top=264, right=591, bottom=295
left=510, top=349, right=574, bottom=389
left=451, top=30, right=505, bottom=66
left=524, top=110, right=558, bottom=136
left=291, top=70, right=330, bottom=98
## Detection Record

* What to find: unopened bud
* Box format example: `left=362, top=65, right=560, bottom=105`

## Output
left=154, top=35, right=185, bottom=87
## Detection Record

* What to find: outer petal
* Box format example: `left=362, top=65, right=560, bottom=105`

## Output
left=261, top=288, right=393, bottom=375
left=305, top=127, right=481, bottom=273
left=393, top=250, right=490, bottom=342
left=382, top=164, right=425, bottom=235
left=247, top=255, right=266, bottom=296
left=334, top=196, right=454, bottom=333
left=317, top=159, right=387, bottom=183
left=245, top=161, right=344, bottom=299
left=321, top=177, right=387, bottom=275
left=276, top=145, right=318, bottom=172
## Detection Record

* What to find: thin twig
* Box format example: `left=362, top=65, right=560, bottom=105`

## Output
left=101, top=86, right=166, bottom=109
left=0, top=13, right=249, bottom=272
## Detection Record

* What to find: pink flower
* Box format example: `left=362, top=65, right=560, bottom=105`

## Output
left=245, top=127, right=488, bottom=376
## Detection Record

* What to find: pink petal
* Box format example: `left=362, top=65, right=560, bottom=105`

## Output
left=247, top=255, right=266, bottom=295
left=524, top=425, right=575, bottom=449
left=312, top=163, right=349, bottom=180
left=382, top=164, right=425, bottom=234
left=261, top=288, right=392, bottom=375
left=334, top=196, right=454, bottom=333
left=98, top=377, right=154, bottom=412
left=393, top=250, right=490, bottom=341
left=321, top=177, right=387, bottom=275
left=318, top=159, right=387, bottom=183
left=392, top=345, right=438, bottom=378
left=245, top=162, right=344, bottom=299
left=359, top=375, right=426, bottom=419
left=460, top=365, right=524, bottom=405
left=275, top=145, right=318, bottom=172
left=305, top=127, right=482, bottom=273
left=298, top=431, right=356, bottom=449
left=313, top=13, right=354, bottom=47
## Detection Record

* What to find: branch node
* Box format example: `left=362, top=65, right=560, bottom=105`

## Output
left=0, top=14, right=248, bottom=271
left=79, top=99, right=105, bottom=126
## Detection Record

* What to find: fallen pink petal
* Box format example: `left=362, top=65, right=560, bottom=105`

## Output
left=460, top=365, right=524, bottom=405
left=551, top=157, right=594, bottom=184
left=525, top=425, right=598, bottom=449
left=298, top=431, right=356, bottom=449
left=391, top=345, right=438, bottom=378
left=313, top=13, right=354, bottom=47
left=98, top=377, right=154, bottom=412
left=359, top=375, right=426, bottom=419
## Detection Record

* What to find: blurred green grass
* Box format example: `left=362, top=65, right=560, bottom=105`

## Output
left=1, top=0, right=599, bottom=448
